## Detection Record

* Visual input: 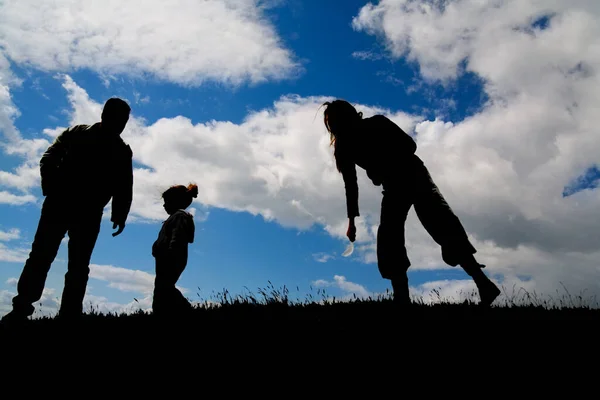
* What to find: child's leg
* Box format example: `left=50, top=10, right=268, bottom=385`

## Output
left=171, top=262, right=192, bottom=313
left=153, top=258, right=175, bottom=315
left=153, top=258, right=191, bottom=316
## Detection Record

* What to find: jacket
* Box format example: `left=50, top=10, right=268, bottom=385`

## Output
left=335, top=114, right=417, bottom=218
left=39, top=123, right=134, bottom=225
left=152, top=210, right=195, bottom=262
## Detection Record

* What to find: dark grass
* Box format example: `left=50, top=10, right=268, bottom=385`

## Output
left=2, top=281, right=599, bottom=332
left=1, top=281, right=599, bottom=371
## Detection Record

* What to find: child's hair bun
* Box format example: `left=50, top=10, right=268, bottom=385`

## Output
left=187, top=183, right=199, bottom=198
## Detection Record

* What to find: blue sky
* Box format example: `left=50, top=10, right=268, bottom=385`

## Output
left=2, top=0, right=600, bottom=317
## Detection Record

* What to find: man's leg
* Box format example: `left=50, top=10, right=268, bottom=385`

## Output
left=377, top=189, right=413, bottom=305
left=7, top=197, right=68, bottom=320
left=411, top=159, right=500, bottom=306
left=58, top=210, right=103, bottom=318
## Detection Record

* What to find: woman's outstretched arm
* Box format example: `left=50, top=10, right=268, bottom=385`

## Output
left=337, top=149, right=359, bottom=242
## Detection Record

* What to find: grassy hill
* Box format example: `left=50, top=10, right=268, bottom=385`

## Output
left=1, top=282, right=598, bottom=381
left=2, top=282, right=598, bottom=339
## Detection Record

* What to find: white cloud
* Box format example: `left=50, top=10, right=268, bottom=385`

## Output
left=0, top=243, right=29, bottom=263
left=133, top=91, right=150, bottom=105
left=89, top=264, right=187, bottom=295
left=312, top=275, right=371, bottom=299
left=0, top=0, right=301, bottom=88
left=0, top=164, right=41, bottom=192
left=352, top=0, right=596, bottom=84
left=313, top=253, right=334, bottom=263
left=0, top=191, right=37, bottom=205
left=0, top=228, right=20, bottom=241
left=348, top=0, right=600, bottom=298
left=352, top=51, right=384, bottom=61
left=5, top=277, right=17, bottom=287
left=89, top=264, right=155, bottom=295
left=0, top=54, right=21, bottom=144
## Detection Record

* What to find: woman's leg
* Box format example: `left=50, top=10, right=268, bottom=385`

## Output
left=410, top=159, right=477, bottom=267
left=377, top=188, right=413, bottom=305
left=458, top=255, right=501, bottom=306
left=410, top=158, right=500, bottom=306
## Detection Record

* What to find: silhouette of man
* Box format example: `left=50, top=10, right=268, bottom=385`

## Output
left=1, top=97, right=134, bottom=323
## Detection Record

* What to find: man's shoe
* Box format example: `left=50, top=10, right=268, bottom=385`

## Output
left=0, top=309, right=30, bottom=326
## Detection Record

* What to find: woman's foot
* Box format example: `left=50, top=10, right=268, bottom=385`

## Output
left=459, top=257, right=500, bottom=307
left=477, top=278, right=501, bottom=307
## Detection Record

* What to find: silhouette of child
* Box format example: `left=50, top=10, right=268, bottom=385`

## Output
left=151, top=183, right=198, bottom=317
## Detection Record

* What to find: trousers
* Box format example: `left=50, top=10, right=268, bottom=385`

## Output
left=376, top=156, right=476, bottom=281
left=12, top=195, right=103, bottom=316
left=152, top=256, right=192, bottom=316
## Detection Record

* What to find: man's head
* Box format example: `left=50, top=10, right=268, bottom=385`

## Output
left=101, top=97, right=131, bottom=135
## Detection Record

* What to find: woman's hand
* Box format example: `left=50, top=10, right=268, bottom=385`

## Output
left=346, top=218, right=356, bottom=242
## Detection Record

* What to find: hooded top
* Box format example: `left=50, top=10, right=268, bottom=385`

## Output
left=152, top=209, right=195, bottom=261
left=335, top=114, right=417, bottom=219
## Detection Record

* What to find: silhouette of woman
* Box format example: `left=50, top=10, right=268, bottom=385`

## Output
left=152, top=183, right=198, bottom=317
left=322, top=99, right=501, bottom=306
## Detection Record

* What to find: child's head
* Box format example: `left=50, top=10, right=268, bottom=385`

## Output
left=162, top=183, right=198, bottom=215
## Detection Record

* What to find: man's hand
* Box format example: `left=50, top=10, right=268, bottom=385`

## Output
left=346, top=218, right=356, bottom=242
left=112, top=222, right=125, bottom=237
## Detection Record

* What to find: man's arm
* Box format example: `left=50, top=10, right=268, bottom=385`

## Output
left=39, top=127, right=73, bottom=196
left=111, top=144, right=134, bottom=233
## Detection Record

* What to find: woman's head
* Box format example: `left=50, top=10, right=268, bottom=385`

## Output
left=322, top=99, right=363, bottom=146
left=162, top=183, right=199, bottom=214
